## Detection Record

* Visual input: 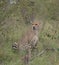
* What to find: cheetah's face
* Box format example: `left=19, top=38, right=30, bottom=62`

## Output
left=32, top=22, right=39, bottom=30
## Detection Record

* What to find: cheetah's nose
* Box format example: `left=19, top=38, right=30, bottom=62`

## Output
left=33, top=26, right=36, bottom=30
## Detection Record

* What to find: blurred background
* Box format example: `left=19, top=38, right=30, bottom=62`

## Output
left=0, top=0, right=59, bottom=65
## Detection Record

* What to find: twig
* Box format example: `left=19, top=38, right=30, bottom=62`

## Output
left=29, top=50, right=45, bottom=64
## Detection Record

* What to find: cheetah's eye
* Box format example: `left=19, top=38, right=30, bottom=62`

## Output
left=32, top=24, right=34, bottom=25
left=35, top=24, right=37, bottom=25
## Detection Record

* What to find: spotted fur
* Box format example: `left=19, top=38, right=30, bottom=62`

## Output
left=12, top=21, right=40, bottom=51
